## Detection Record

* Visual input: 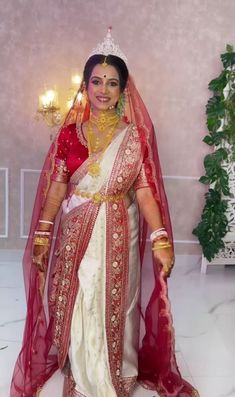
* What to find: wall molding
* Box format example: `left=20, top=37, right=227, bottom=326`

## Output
left=147, top=239, right=199, bottom=244
left=20, top=169, right=40, bottom=238
left=163, top=175, right=199, bottom=180
left=0, top=168, right=9, bottom=238
left=174, top=239, right=199, bottom=244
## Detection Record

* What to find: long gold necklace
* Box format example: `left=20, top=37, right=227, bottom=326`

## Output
left=87, top=111, right=120, bottom=177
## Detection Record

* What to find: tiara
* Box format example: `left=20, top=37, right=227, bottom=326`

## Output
left=89, top=27, right=128, bottom=64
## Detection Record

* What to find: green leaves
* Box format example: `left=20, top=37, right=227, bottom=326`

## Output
left=206, top=96, right=225, bottom=134
left=201, top=149, right=229, bottom=196
left=199, top=175, right=210, bottom=184
left=221, top=44, right=235, bottom=68
left=192, top=189, right=228, bottom=261
left=193, top=44, right=234, bottom=261
left=206, top=117, right=221, bottom=133
left=206, top=96, right=225, bottom=118
left=208, top=71, right=227, bottom=93
left=203, top=131, right=227, bottom=146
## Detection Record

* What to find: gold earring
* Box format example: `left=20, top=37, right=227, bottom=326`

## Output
left=116, top=90, right=126, bottom=117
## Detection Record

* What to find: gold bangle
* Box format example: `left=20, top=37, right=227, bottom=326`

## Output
left=152, top=244, right=172, bottom=250
left=152, top=240, right=171, bottom=248
left=33, top=236, right=50, bottom=246
left=153, top=238, right=170, bottom=244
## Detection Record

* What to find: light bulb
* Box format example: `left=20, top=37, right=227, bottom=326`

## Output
left=72, top=74, right=81, bottom=85
left=41, top=94, right=50, bottom=108
left=46, top=90, right=55, bottom=102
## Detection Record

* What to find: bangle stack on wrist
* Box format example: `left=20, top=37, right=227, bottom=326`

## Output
left=33, top=222, right=52, bottom=246
left=150, top=228, right=168, bottom=243
left=33, top=234, right=50, bottom=246
left=150, top=227, right=171, bottom=250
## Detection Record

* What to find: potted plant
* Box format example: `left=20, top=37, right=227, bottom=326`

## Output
left=193, top=44, right=235, bottom=262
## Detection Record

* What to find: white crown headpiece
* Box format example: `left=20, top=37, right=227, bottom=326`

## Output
left=89, top=27, right=128, bottom=65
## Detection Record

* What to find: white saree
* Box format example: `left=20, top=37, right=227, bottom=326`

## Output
left=62, top=126, right=141, bottom=397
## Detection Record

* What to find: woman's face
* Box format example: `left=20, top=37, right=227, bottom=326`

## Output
left=87, top=63, right=121, bottom=112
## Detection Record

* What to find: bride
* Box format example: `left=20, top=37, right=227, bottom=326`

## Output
left=11, top=29, right=199, bottom=397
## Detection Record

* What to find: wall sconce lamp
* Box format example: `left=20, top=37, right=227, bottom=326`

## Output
left=36, top=73, right=83, bottom=135
left=37, top=88, right=61, bottom=127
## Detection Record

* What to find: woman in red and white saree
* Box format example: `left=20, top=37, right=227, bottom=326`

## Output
left=11, top=31, right=199, bottom=397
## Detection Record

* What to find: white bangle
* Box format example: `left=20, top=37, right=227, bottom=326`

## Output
left=34, top=231, right=51, bottom=236
left=39, top=220, right=54, bottom=225
left=150, top=228, right=168, bottom=243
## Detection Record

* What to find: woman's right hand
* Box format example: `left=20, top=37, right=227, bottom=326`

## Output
left=32, top=244, right=50, bottom=298
left=32, top=244, right=49, bottom=272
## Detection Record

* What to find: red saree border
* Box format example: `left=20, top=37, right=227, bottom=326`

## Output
left=62, top=369, right=75, bottom=397
left=62, top=372, right=137, bottom=397
left=50, top=201, right=101, bottom=368
left=105, top=199, right=129, bottom=396
left=105, top=124, right=143, bottom=396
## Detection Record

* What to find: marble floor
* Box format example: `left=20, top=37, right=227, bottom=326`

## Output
left=1, top=254, right=235, bottom=397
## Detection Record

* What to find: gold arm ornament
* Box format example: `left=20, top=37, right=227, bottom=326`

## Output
left=152, top=241, right=172, bottom=250
left=33, top=236, right=50, bottom=246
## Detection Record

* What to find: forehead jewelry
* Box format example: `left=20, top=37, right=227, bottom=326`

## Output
left=102, top=56, right=108, bottom=68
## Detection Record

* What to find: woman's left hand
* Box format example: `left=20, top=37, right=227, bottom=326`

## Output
left=153, top=242, right=175, bottom=277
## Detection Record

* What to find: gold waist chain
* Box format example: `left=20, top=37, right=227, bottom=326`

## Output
left=74, top=189, right=124, bottom=203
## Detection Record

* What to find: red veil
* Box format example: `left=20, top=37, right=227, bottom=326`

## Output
left=11, top=72, right=199, bottom=397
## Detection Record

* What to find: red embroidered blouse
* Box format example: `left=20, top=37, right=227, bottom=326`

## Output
left=51, top=124, right=88, bottom=183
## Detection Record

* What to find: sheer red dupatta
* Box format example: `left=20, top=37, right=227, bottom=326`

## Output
left=10, top=87, right=92, bottom=397
left=10, top=70, right=94, bottom=397
left=10, top=137, right=62, bottom=396
left=126, top=77, right=199, bottom=396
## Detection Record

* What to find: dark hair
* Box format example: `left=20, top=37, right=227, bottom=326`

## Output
left=83, top=54, right=129, bottom=92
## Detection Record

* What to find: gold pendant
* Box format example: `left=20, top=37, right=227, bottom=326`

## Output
left=88, top=161, right=100, bottom=177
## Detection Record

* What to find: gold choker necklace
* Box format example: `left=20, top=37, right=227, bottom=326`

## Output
left=90, top=111, right=120, bottom=132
